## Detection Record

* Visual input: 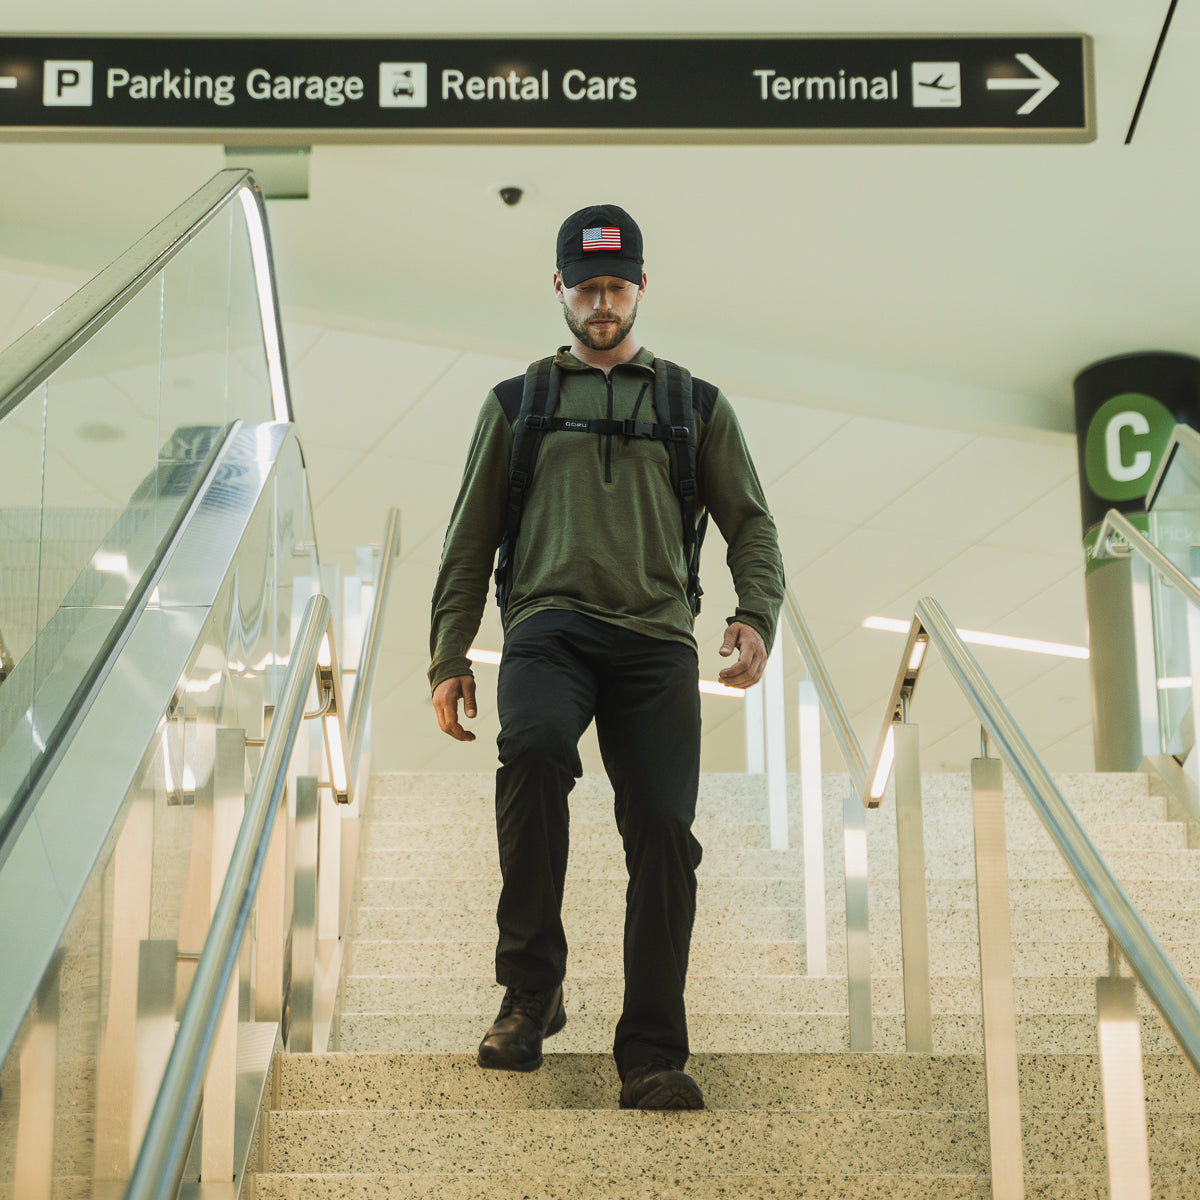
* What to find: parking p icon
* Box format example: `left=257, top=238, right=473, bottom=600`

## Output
left=43, top=60, right=94, bottom=106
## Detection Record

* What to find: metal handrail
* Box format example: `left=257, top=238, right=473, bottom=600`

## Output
left=0, top=168, right=291, bottom=424
left=1094, top=507, right=1200, bottom=610
left=125, top=593, right=331, bottom=1200
left=347, top=507, right=401, bottom=774
left=781, top=585, right=869, bottom=792
left=901, top=595, right=1200, bottom=1076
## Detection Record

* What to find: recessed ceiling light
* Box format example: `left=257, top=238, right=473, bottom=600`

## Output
left=77, top=421, right=123, bottom=442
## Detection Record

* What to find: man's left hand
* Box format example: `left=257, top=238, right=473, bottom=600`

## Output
left=717, top=621, right=768, bottom=689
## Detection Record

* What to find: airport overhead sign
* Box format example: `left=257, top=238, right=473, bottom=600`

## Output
left=0, top=35, right=1094, bottom=143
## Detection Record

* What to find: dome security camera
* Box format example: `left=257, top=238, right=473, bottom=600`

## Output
left=499, top=186, right=524, bottom=206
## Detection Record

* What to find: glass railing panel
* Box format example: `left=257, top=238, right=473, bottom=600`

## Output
left=0, top=174, right=289, bottom=854
left=38, top=276, right=165, bottom=621
left=1145, top=429, right=1200, bottom=753
left=226, top=197, right=274, bottom=423
left=0, top=383, right=48, bottom=844
left=0, top=425, right=321, bottom=1195
left=158, top=204, right=236, bottom=451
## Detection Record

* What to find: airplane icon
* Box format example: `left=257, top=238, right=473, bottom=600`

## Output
left=911, top=61, right=962, bottom=108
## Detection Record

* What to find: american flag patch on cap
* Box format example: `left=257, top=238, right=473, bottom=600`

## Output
left=582, top=226, right=621, bottom=251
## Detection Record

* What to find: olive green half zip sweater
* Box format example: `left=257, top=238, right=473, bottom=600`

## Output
left=429, top=347, right=785, bottom=691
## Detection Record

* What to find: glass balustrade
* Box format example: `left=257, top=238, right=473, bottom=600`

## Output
left=0, top=175, right=280, bottom=850
left=1144, top=428, right=1200, bottom=756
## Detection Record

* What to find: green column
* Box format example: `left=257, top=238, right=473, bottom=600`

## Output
left=1075, top=352, right=1200, bottom=769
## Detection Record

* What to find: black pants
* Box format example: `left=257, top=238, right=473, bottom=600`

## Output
left=493, top=609, right=703, bottom=1077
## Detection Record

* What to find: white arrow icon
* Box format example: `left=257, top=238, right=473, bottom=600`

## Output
left=987, top=52, right=1059, bottom=115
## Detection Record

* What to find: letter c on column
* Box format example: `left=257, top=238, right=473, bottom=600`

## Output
left=1105, top=411, right=1152, bottom=483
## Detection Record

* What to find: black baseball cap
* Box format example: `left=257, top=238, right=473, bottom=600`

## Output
left=556, top=204, right=644, bottom=287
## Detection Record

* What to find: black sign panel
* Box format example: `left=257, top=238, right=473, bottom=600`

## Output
left=0, top=35, right=1093, bottom=142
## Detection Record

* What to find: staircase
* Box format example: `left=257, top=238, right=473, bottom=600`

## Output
left=248, top=770, right=1200, bottom=1197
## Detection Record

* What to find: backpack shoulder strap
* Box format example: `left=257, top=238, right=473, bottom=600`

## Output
left=493, top=357, right=559, bottom=611
left=653, top=358, right=708, bottom=615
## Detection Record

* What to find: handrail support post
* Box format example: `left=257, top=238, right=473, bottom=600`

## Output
left=971, top=754, right=1024, bottom=1200
left=797, top=680, right=827, bottom=976
left=1096, top=972, right=1152, bottom=1200
left=894, top=722, right=932, bottom=1052
left=764, top=634, right=788, bottom=850
left=843, top=793, right=873, bottom=1050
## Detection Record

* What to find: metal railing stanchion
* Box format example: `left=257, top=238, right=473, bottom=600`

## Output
left=893, top=718, right=932, bottom=1052
left=797, top=679, right=827, bottom=976
left=842, top=795, right=872, bottom=1051
left=764, top=635, right=788, bottom=850
left=744, top=679, right=765, bottom=774
left=970, top=749, right=1023, bottom=1200
left=1096, top=944, right=1152, bottom=1200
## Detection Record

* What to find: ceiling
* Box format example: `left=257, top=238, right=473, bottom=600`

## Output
left=1, top=1, right=1196, bottom=780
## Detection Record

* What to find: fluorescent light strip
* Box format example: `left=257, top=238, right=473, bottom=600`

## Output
left=869, top=725, right=896, bottom=801
left=863, top=616, right=1088, bottom=660
left=468, top=646, right=744, bottom=696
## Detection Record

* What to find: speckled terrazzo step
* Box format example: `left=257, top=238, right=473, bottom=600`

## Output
left=369, top=770, right=1159, bottom=806
left=261, top=1107, right=1200, bottom=1177
left=361, top=842, right=1200, bottom=883
left=249, top=1172, right=1159, bottom=1200
left=351, top=902, right=1197, bottom=945
left=335, top=1008, right=1189, bottom=1057
left=371, top=787, right=1173, bottom=826
left=339, top=973, right=1200, bottom=1020
left=254, top=1050, right=1200, bottom=1200
left=342, top=935, right=1200, bottom=982
left=366, top=773, right=1177, bottom=857
left=258, top=1084, right=1200, bottom=1176
left=275, top=1051, right=1200, bottom=1114
left=345, top=937, right=807, bottom=977
left=364, top=815, right=1188, bottom=855
left=358, top=873, right=1200, bottom=912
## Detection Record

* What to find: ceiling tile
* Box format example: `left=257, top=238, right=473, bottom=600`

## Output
left=769, top=415, right=973, bottom=525
left=992, top=571, right=1089, bottom=646
left=868, top=435, right=1078, bottom=544
left=722, top=393, right=850, bottom=490
left=983, top=476, right=1084, bottom=559
left=288, top=330, right=459, bottom=452
left=788, top=526, right=965, bottom=625
left=315, top=452, right=459, bottom=566
left=374, top=350, right=528, bottom=467
left=882, top=544, right=1079, bottom=632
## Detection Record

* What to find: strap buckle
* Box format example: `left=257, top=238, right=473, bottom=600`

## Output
left=668, top=425, right=690, bottom=441
left=524, top=413, right=548, bottom=430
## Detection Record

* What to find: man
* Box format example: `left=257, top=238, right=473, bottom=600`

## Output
left=429, top=203, right=784, bottom=1110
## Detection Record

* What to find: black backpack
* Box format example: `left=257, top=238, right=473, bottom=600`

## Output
left=492, top=356, right=712, bottom=616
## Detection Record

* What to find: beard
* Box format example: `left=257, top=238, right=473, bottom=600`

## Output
left=563, top=301, right=638, bottom=351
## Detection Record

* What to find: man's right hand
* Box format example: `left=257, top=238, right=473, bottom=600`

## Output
left=432, top=675, right=478, bottom=742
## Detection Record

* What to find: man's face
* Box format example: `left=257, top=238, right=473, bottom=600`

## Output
left=556, top=273, right=646, bottom=351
